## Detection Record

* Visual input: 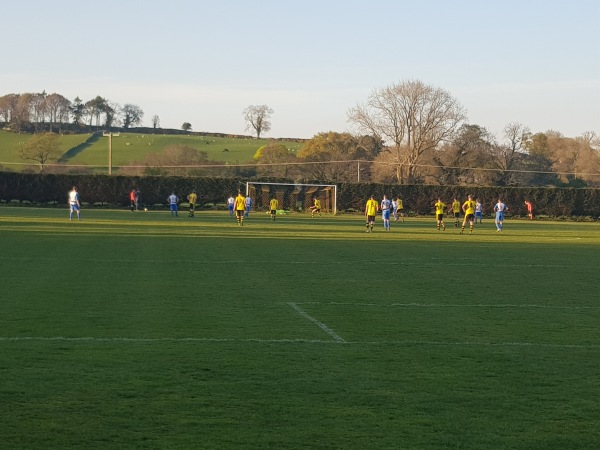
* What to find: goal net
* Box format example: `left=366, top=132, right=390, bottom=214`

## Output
left=245, top=182, right=338, bottom=214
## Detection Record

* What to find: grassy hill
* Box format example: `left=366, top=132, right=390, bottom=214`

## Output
left=0, top=130, right=304, bottom=172
left=0, top=130, right=90, bottom=170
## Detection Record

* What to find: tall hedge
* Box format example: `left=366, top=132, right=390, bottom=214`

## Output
left=1, top=172, right=599, bottom=217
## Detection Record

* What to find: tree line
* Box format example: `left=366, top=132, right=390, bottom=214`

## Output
left=0, top=92, right=146, bottom=133
left=2, top=80, right=599, bottom=188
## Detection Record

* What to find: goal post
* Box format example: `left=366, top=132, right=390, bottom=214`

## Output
left=245, top=182, right=338, bottom=214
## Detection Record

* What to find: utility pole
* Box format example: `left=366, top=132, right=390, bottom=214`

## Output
left=103, top=131, right=120, bottom=175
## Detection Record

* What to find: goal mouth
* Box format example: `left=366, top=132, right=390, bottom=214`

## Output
left=246, top=182, right=337, bottom=215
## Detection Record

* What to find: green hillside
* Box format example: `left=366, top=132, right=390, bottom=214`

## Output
left=67, top=133, right=302, bottom=166
left=0, top=130, right=304, bottom=172
left=0, top=130, right=90, bottom=170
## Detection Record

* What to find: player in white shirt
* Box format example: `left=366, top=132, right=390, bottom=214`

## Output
left=68, top=186, right=80, bottom=221
left=244, top=195, right=253, bottom=218
left=380, top=195, right=392, bottom=231
left=494, top=199, right=508, bottom=232
left=168, top=192, right=179, bottom=217
left=227, top=195, right=235, bottom=217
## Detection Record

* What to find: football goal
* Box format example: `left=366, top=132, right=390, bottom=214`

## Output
left=245, top=182, right=338, bottom=214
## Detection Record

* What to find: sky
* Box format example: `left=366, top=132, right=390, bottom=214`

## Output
left=2, top=0, right=598, bottom=139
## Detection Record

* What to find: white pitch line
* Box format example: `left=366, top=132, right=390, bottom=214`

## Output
left=0, top=336, right=598, bottom=349
left=300, top=301, right=600, bottom=310
left=287, top=302, right=345, bottom=342
left=0, top=256, right=589, bottom=269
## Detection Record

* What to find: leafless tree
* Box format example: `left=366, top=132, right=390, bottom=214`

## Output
left=0, top=94, right=19, bottom=125
left=12, top=93, right=34, bottom=132
left=427, top=124, right=495, bottom=185
left=30, top=92, right=48, bottom=132
left=348, top=79, right=466, bottom=183
left=122, top=103, right=144, bottom=128
left=46, top=93, right=71, bottom=133
left=151, top=115, right=160, bottom=132
left=243, top=105, right=273, bottom=139
left=487, top=122, right=531, bottom=185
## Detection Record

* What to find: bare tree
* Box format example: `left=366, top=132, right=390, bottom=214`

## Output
left=12, top=93, right=34, bottom=132
left=46, top=93, right=71, bottom=133
left=487, top=122, right=531, bottom=185
left=348, top=79, right=466, bottom=183
left=151, top=115, right=160, bottom=132
left=0, top=94, right=19, bottom=125
left=429, top=124, right=495, bottom=185
left=243, top=105, right=273, bottom=139
left=121, top=103, right=144, bottom=128
left=30, top=91, right=48, bottom=132
left=19, top=132, right=62, bottom=171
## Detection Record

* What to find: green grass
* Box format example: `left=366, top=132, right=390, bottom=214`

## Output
left=1, top=209, right=599, bottom=449
left=0, top=130, right=303, bottom=172
left=0, top=130, right=90, bottom=169
left=69, top=134, right=302, bottom=167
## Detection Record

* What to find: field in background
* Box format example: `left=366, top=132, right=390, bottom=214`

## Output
left=0, top=130, right=90, bottom=169
left=0, top=130, right=303, bottom=172
left=1, top=208, right=599, bottom=448
left=66, top=134, right=302, bottom=167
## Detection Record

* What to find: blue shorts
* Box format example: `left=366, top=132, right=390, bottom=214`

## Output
left=70, top=203, right=79, bottom=212
left=382, top=210, right=391, bottom=220
left=495, top=212, right=504, bottom=222
left=170, top=203, right=178, bottom=212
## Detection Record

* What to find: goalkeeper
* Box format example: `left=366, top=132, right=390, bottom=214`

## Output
left=309, top=197, right=322, bottom=217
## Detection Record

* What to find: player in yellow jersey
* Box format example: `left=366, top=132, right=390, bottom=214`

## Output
left=234, top=191, right=246, bottom=226
left=269, top=197, right=278, bottom=221
left=460, top=195, right=477, bottom=234
left=434, top=198, right=446, bottom=231
left=395, top=196, right=405, bottom=222
left=187, top=190, right=197, bottom=217
left=309, top=197, right=322, bottom=217
left=364, top=195, right=379, bottom=233
left=450, top=197, right=461, bottom=227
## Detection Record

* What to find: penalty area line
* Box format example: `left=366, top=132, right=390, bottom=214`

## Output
left=287, top=302, right=345, bottom=343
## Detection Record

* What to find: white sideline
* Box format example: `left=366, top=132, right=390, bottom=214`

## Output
left=287, top=302, right=345, bottom=342
left=300, top=301, right=600, bottom=310
left=0, top=336, right=597, bottom=349
left=0, top=256, right=589, bottom=269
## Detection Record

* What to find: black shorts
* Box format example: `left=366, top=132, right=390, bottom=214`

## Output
left=236, top=210, right=244, bottom=217
left=465, top=213, right=474, bottom=222
left=270, top=210, right=276, bottom=215
left=436, top=213, right=444, bottom=221
left=367, top=215, right=375, bottom=222
left=454, top=212, right=460, bottom=218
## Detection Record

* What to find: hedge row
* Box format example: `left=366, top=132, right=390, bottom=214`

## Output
left=1, top=172, right=600, bottom=217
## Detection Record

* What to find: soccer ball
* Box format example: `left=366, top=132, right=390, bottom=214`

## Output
left=144, top=208, right=148, bottom=212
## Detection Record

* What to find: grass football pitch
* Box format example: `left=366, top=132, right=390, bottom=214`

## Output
left=1, top=208, right=599, bottom=449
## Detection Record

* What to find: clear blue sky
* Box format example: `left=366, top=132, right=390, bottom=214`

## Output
left=2, top=0, right=598, bottom=139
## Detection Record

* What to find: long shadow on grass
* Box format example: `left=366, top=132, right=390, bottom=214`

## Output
left=58, top=131, right=102, bottom=162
